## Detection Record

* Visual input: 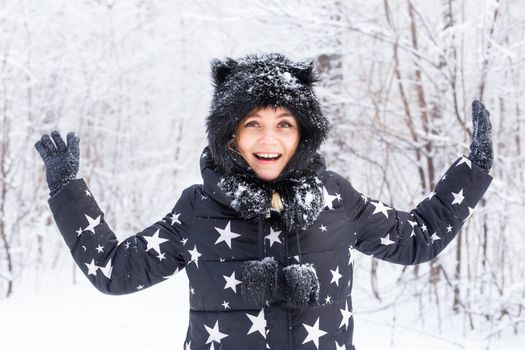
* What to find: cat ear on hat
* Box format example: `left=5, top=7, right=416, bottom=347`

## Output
left=210, top=57, right=238, bottom=87
left=290, top=60, right=318, bottom=86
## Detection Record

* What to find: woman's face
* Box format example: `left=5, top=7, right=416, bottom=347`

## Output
left=235, top=107, right=300, bottom=181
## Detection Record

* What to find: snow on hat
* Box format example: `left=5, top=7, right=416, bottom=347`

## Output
left=205, top=52, right=329, bottom=179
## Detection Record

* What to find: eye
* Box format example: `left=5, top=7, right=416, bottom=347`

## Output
left=278, top=121, right=294, bottom=128
left=245, top=120, right=259, bottom=127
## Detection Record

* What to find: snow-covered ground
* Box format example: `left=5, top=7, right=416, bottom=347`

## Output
left=1, top=266, right=523, bottom=350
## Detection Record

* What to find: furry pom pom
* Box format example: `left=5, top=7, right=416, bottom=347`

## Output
left=240, top=257, right=279, bottom=305
left=282, top=263, right=320, bottom=307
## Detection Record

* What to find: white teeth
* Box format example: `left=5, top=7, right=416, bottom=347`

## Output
left=256, top=153, right=280, bottom=159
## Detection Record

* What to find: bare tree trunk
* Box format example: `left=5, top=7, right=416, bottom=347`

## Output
left=437, top=0, right=464, bottom=314
left=384, top=0, right=427, bottom=190
left=316, top=0, right=344, bottom=153
left=371, top=258, right=381, bottom=301
left=407, top=0, right=442, bottom=295
left=384, top=0, right=429, bottom=289
left=453, top=232, right=461, bottom=313
left=1, top=55, right=13, bottom=298
left=171, top=6, right=188, bottom=182
left=479, top=0, right=501, bottom=101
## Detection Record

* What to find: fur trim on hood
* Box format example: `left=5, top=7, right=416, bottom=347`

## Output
left=200, top=147, right=326, bottom=232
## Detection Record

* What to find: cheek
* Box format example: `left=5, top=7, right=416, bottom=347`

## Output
left=235, top=134, right=252, bottom=157
left=285, top=132, right=300, bottom=155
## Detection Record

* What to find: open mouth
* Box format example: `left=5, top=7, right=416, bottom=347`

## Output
left=254, top=153, right=282, bottom=161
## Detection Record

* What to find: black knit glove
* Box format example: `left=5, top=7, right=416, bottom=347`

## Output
left=467, top=100, right=493, bottom=173
left=34, top=130, right=80, bottom=196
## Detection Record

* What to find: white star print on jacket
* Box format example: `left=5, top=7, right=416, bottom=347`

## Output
left=47, top=154, right=492, bottom=349
left=214, top=221, right=241, bottom=248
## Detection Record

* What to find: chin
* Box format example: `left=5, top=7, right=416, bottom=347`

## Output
left=254, top=171, right=280, bottom=182
left=256, top=174, right=277, bottom=181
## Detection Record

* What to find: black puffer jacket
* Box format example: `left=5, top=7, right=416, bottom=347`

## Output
left=48, top=149, right=492, bottom=350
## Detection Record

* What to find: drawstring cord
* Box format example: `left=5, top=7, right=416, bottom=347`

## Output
left=283, top=225, right=320, bottom=308
left=294, top=228, right=302, bottom=264
left=258, top=214, right=264, bottom=260
left=240, top=214, right=278, bottom=306
left=240, top=188, right=321, bottom=349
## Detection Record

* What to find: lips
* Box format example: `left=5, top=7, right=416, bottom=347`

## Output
left=253, top=153, right=282, bottom=161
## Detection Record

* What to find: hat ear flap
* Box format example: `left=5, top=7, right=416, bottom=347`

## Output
left=291, top=60, right=318, bottom=86
left=211, top=58, right=238, bottom=87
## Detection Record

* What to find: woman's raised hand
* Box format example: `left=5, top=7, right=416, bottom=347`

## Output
left=35, top=130, right=80, bottom=196
left=468, top=100, right=493, bottom=173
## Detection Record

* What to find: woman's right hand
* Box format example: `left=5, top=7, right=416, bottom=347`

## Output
left=35, top=130, right=80, bottom=196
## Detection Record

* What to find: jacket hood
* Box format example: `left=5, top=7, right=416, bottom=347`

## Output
left=205, top=52, right=330, bottom=181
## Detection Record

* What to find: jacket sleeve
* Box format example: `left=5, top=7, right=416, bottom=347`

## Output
left=48, top=178, right=192, bottom=295
left=337, top=156, right=493, bottom=265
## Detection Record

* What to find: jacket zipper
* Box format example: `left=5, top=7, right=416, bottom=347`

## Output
left=283, top=224, right=293, bottom=350
left=259, top=215, right=270, bottom=350
left=258, top=215, right=264, bottom=260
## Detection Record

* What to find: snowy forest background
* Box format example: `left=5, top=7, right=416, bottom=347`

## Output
left=1, top=0, right=524, bottom=349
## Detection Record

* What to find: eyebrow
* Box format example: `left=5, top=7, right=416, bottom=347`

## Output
left=247, top=112, right=294, bottom=119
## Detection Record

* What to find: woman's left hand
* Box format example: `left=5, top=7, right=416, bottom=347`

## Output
left=468, top=100, right=493, bottom=173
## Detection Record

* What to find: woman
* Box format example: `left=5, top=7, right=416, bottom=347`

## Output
left=35, top=53, right=493, bottom=350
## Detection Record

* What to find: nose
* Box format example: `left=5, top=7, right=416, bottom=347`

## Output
left=258, top=128, right=278, bottom=145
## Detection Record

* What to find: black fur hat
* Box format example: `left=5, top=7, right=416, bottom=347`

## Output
left=205, top=52, right=329, bottom=180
